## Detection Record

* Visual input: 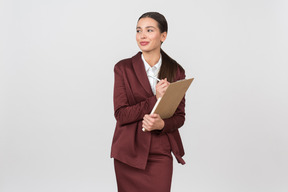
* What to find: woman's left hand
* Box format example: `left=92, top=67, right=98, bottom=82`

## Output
left=142, top=114, right=164, bottom=132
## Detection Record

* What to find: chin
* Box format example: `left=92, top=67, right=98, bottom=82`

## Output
left=140, top=46, right=154, bottom=52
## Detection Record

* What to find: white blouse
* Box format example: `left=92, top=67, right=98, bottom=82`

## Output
left=141, top=54, right=162, bottom=95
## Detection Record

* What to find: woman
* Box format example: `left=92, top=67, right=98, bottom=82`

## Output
left=111, top=12, right=186, bottom=192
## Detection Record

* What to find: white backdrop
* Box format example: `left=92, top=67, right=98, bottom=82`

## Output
left=1, top=0, right=288, bottom=191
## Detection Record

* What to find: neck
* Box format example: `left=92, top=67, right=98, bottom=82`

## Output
left=142, top=50, right=161, bottom=67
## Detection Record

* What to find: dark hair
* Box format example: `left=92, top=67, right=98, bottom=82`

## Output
left=138, top=12, right=179, bottom=82
left=138, top=12, right=168, bottom=34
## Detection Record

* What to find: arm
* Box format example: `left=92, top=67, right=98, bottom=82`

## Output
left=142, top=97, right=185, bottom=133
left=113, top=64, right=157, bottom=126
left=142, top=66, right=186, bottom=133
left=161, top=96, right=185, bottom=133
left=161, top=67, right=186, bottom=133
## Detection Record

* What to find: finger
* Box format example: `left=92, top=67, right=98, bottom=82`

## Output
left=157, top=86, right=168, bottom=94
left=161, top=85, right=169, bottom=90
left=163, top=82, right=170, bottom=87
left=143, top=114, right=151, bottom=122
left=150, top=113, right=158, bottom=118
left=156, top=81, right=165, bottom=87
left=156, top=81, right=169, bottom=90
left=161, top=80, right=170, bottom=87
left=164, top=78, right=169, bottom=83
left=152, top=114, right=162, bottom=122
left=160, top=78, right=169, bottom=84
left=142, top=120, right=147, bottom=129
left=142, top=120, right=150, bottom=131
left=143, top=114, right=152, bottom=122
left=142, top=121, right=152, bottom=131
left=157, top=84, right=168, bottom=91
left=150, top=114, right=159, bottom=118
left=143, top=117, right=153, bottom=127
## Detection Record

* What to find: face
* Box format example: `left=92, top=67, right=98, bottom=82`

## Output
left=136, top=17, right=167, bottom=53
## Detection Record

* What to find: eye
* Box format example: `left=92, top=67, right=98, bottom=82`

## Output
left=136, top=29, right=141, bottom=33
left=147, top=29, right=153, bottom=32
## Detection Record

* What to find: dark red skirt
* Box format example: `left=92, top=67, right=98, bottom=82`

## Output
left=114, top=133, right=173, bottom=192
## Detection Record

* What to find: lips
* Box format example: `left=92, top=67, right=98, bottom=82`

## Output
left=140, top=41, right=149, bottom=46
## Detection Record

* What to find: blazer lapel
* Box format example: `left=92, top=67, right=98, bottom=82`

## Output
left=132, top=52, right=153, bottom=95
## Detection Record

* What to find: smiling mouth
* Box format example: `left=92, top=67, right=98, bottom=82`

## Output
left=140, top=42, right=149, bottom=46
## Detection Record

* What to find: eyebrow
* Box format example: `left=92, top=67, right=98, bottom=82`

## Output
left=136, top=26, right=157, bottom=29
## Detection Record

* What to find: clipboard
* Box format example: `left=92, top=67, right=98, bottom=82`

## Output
left=150, top=78, right=194, bottom=119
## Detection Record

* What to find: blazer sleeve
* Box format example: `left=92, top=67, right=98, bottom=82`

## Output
left=161, top=66, right=186, bottom=133
left=113, top=64, right=157, bottom=126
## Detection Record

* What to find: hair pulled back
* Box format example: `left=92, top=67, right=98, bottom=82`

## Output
left=138, top=12, right=180, bottom=82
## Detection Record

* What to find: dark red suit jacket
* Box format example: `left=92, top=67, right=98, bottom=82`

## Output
left=111, top=52, right=186, bottom=170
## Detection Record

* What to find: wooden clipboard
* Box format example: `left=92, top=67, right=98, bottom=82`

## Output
left=150, top=78, right=194, bottom=119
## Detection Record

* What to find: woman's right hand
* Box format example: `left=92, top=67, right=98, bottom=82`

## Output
left=156, top=78, right=170, bottom=99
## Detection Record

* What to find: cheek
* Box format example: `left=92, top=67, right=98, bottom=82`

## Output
left=151, top=34, right=161, bottom=42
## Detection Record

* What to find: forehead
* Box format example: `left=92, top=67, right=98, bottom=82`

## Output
left=137, top=17, right=159, bottom=28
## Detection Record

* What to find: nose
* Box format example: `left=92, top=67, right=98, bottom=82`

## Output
left=140, top=31, right=146, bottom=39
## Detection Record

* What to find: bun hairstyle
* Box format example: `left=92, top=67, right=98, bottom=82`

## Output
left=138, top=12, right=180, bottom=82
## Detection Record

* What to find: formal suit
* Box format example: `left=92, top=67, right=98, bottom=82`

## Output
left=111, top=52, right=186, bottom=192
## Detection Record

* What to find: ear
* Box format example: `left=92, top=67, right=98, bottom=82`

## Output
left=160, top=32, right=167, bottom=43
